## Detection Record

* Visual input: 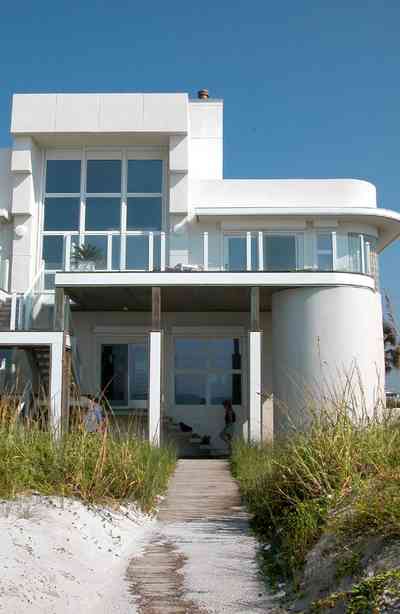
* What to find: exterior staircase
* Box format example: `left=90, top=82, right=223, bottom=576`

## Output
left=0, top=297, right=11, bottom=330
left=163, top=416, right=228, bottom=458
left=26, top=346, right=51, bottom=396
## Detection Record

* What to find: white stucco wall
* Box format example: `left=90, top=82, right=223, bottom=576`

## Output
left=71, top=310, right=272, bottom=446
left=11, top=94, right=189, bottom=135
left=272, top=286, right=385, bottom=435
left=0, top=149, right=13, bottom=287
left=189, top=101, right=223, bottom=180
left=191, top=178, right=377, bottom=210
left=0, top=149, right=12, bottom=213
left=10, top=139, right=43, bottom=292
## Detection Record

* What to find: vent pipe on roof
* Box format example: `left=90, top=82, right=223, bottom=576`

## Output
left=197, top=89, right=209, bottom=100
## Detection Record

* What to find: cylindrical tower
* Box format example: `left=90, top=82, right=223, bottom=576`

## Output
left=272, top=286, right=385, bottom=435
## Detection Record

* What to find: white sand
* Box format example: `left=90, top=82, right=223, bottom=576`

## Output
left=0, top=495, right=155, bottom=613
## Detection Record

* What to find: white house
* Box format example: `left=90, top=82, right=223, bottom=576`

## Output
left=0, top=89, right=399, bottom=451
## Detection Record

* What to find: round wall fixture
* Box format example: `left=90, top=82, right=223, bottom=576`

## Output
left=15, top=225, right=27, bottom=238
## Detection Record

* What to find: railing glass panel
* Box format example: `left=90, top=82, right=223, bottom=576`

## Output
left=39, top=229, right=378, bottom=279
left=222, top=231, right=377, bottom=277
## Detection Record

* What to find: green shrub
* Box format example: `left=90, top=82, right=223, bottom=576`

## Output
left=312, top=569, right=400, bottom=612
left=231, top=397, right=400, bottom=578
left=0, top=399, right=176, bottom=511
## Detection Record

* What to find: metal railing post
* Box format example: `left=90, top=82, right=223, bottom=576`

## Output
left=203, top=232, right=209, bottom=270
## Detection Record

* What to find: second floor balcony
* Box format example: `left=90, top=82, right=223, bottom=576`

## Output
left=41, top=228, right=378, bottom=289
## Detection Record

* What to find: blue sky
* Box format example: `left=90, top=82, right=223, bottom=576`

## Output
left=0, top=3, right=399, bottom=317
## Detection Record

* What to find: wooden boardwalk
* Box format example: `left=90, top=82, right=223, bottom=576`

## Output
left=158, top=459, right=246, bottom=523
left=127, top=459, right=273, bottom=614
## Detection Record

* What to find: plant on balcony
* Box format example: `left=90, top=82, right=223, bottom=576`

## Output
left=72, top=244, right=104, bottom=271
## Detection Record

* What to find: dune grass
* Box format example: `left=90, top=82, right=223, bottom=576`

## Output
left=0, top=396, right=176, bottom=512
left=231, top=395, right=400, bottom=580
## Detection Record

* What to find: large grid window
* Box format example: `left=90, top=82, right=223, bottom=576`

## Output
left=42, top=154, right=164, bottom=286
left=174, top=338, right=242, bottom=406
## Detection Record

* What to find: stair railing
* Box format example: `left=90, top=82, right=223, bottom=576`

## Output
left=17, top=262, right=45, bottom=331
left=64, top=300, right=82, bottom=390
left=0, top=256, right=10, bottom=292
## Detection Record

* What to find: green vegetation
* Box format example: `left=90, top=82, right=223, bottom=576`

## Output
left=312, top=569, right=400, bottom=612
left=0, top=397, right=176, bottom=511
left=231, top=398, right=400, bottom=580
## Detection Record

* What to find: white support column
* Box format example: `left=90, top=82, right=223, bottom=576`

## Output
left=249, top=286, right=262, bottom=442
left=149, top=331, right=162, bottom=446
left=249, top=330, right=262, bottom=442
left=50, top=337, right=64, bottom=437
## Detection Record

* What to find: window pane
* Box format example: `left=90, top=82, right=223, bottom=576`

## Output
left=209, top=338, right=241, bottom=370
left=101, top=345, right=128, bottom=405
left=336, top=234, right=349, bottom=271
left=175, top=374, right=206, bottom=405
left=111, top=236, right=121, bottom=270
left=128, top=160, right=162, bottom=193
left=42, top=236, right=64, bottom=269
left=348, top=234, right=361, bottom=272
left=129, top=344, right=148, bottom=401
left=264, top=235, right=296, bottom=270
left=126, top=235, right=149, bottom=270
left=73, top=236, right=107, bottom=270
left=317, top=233, right=332, bottom=252
left=44, top=197, right=80, bottom=231
left=174, top=339, right=208, bottom=369
left=86, top=160, right=121, bottom=193
left=85, top=197, right=120, bottom=231
left=209, top=374, right=242, bottom=405
left=44, top=273, right=55, bottom=290
left=363, top=235, right=377, bottom=276
left=317, top=253, right=333, bottom=271
left=153, top=234, right=161, bottom=271
left=127, top=197, right=162, bottom=231
left=46, top=160, right=81, bottom=194
left=251, top=236, right=259, bottom=270
left=225, top=237, right=246, bottom=271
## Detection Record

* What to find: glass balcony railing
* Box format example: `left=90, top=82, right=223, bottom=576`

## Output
left=40, top=229, right=378, bottom=289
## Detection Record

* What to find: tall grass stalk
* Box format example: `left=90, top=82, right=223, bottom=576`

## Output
left=231, top=389, right=400, bottom=579
left=0, top=395, right=176, bottom=511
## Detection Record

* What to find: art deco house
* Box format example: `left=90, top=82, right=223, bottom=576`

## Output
left=0, top=90, right=398, bottom=451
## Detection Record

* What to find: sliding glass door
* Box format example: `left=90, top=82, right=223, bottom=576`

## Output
left=101, top=342, right=149, bottom=409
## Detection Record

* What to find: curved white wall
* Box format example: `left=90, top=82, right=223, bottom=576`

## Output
left=272, top=286, right=384, bottom=434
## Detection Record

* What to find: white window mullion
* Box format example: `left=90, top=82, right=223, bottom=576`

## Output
left=160, top=231, right=166, bottom=271
left=120, top=234, right=126, bottom=270
left=258, top=231, right=263, bottom=271
left=365, top=241, right=371, bottom=275
left=64, top=235, right=71, bottom=272
left=79, top=147, right=86, bottom=244
left=107, top=234, right=113, bottom=271
left=332, top=231, right=337, bottom=270
left=246, top=231, right=252, bottom=271
left=120, top=150, right=127, bottom=270
left=203, top=232, right=209, bottom=270
left=360, top=234, right=365, bottom=273
left=148, top=232, right=154, bottom=272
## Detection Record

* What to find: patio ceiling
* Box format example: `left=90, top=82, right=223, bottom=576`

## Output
left=67, top=285, right=275, bottom=312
